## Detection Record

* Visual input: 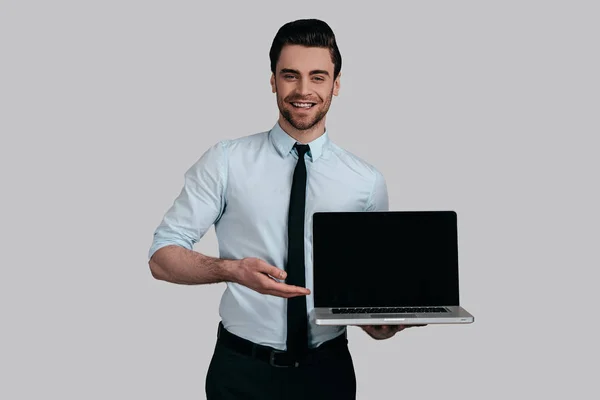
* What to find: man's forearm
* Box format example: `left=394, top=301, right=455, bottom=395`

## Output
left=149, top=245, right=238, bottom=285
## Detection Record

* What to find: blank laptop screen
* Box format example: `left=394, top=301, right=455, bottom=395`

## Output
left=312, top=211, right=460, bottom=308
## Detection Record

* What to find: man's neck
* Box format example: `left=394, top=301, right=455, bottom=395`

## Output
left=278, top=115, right=327, bottom=144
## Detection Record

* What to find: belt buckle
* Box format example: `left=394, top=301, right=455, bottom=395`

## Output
left=269, top=350, right=299, bottom=368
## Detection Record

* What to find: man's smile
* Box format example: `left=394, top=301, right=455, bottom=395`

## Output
left=290, top=101, right=316, bottom=109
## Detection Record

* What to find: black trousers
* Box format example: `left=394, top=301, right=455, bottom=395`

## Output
left=205, top=325, right=356, bottom=400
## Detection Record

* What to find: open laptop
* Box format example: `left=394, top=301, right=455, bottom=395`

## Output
left=310, top=211, right=474, bottom=325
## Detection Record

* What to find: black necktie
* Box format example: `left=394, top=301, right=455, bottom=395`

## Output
left=286, top=143, right=310, bottom=356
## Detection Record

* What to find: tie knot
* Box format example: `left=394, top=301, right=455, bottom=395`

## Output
left=294, top=143, right=310, bottom=157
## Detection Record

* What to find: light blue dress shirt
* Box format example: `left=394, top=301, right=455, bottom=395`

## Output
left=149, top=122, right=388, bottom=350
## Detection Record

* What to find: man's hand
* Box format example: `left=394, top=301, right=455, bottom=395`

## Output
left=231, top=257, right=310, bottom=298
left=359, top=324, right=427, bottom=340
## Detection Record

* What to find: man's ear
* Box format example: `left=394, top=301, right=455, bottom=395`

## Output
left=333, top=72, right=341, bottom=96
left=270, top=73, right=276, bottom=93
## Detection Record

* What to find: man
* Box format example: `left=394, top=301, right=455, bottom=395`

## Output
left=148, top=19, right=409, bottom=399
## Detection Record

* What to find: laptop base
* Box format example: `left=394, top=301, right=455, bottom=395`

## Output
left=311, top=306, right=474, bottom=325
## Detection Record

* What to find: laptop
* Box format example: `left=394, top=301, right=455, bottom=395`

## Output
left=310, top=211, right=474, bottom=325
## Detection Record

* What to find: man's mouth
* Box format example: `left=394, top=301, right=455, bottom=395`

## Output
left=290, top=102, right=316, bottom=109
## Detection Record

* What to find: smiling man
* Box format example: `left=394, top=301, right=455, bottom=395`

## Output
left=148, top=19, right=406, bottom=400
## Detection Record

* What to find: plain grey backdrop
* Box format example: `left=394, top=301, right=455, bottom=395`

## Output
left=1, top=0, right=598, bottom=399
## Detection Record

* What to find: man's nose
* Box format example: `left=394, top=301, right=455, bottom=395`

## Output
left=296, top=78, right=310, bottom=96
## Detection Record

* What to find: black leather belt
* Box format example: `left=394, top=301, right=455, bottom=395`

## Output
left=216, top=322, right=347, bottom=368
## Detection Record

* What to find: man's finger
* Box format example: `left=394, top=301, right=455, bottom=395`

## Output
left=271, top=290, right=309, bottom=299
left=264, top=288, right=310, bottom=298
left=261, top=263, right=287, bottom=280
left=263, top=279, right=310, bottom=295
left=267, top=268, right=287, bottom=280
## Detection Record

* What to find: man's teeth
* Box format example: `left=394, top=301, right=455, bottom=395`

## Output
left=292, top=102, right=314, bottom=108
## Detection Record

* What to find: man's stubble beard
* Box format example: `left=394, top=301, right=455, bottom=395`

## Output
left=276, top=85, right=334, bottom=131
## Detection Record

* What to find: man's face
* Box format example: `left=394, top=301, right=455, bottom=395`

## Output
left=270, top=45, right=341, bottom=131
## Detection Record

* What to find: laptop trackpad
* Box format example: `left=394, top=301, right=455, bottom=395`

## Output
left=373, top=314, right=418, bottom=318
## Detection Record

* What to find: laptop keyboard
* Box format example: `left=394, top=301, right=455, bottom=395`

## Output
left=331, top=307, right=448, bottom=314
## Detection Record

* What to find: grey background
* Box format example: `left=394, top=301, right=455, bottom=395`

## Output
left=1, top=0, right=598, bottom=398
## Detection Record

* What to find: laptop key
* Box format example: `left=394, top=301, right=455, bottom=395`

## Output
left=332, top=307, right=448, bottom=314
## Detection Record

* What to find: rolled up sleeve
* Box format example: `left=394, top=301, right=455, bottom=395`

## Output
left=148, top=141, right=228, bottom=260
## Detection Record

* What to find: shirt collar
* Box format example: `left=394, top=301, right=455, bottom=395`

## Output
left=269, top=121, right=329, bottom=162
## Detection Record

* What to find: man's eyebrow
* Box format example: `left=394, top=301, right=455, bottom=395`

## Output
left=309, top=70, right=330, bottom=77
left=279, top=68, right=330, bottom=77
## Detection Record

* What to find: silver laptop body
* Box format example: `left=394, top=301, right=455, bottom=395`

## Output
left=310, top=211, right=474, bottom=325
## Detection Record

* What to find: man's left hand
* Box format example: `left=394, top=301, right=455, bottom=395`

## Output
left=359, top=324, right=426, bottom=340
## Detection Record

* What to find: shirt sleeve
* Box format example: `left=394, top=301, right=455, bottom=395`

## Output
left=148, top=141, right=228, bottom=260
left=365, top=169, right=389, bottom=212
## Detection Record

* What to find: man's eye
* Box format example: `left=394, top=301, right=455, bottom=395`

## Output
left=313, top=77, right=324, bottom=82
left=284, top=75, right=296, bottom=79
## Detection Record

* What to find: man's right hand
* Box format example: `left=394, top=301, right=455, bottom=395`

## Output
left=230, top=257, right=310, bottom=299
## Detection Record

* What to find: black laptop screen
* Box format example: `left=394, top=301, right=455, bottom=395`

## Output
left=312, top=211, right=460, bottom=307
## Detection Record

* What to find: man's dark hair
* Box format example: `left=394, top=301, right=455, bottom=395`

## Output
left=269, top=19, right=342, bottom=79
